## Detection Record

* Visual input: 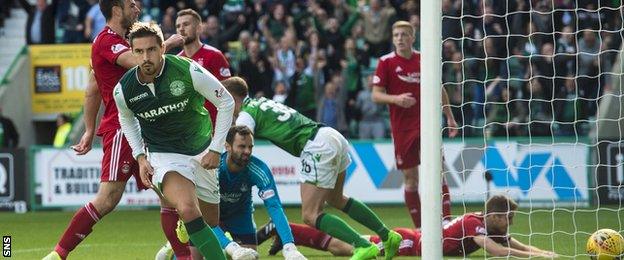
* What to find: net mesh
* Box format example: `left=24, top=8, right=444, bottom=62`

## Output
left=440, top=0, right=624, bottom=258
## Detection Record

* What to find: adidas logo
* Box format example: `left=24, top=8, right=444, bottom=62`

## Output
left=396, top=66, right=403, bottom=73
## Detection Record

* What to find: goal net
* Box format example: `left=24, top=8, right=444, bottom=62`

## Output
left=438, top=0, right=624, bottom=257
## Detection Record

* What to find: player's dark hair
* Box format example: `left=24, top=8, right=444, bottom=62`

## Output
left=177, top=8, right=202, bottom=23
left=99, top=0, right=124, bottom=21
left=221, top=77, right=249, bottom=98
left=485, top=195, right=518, bottom=214
left=128, top=22, right=164, bottom=47
left=226, top=125, right=253, bottom=145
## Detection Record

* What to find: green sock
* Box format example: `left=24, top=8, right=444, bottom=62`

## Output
left=316, top=213, right=371, bottom=248
left=342, top=198, right=390, bottom=241
left=185, top=217, right=226, bottom=260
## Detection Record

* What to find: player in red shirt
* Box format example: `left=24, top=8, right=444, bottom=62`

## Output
left=371, top=20, right=458, bottom=228
left=176, top=9, right=231, bottom=128
left=263, top=195, right=558, bottom=258
left=44, top=1, right=185, bottom=259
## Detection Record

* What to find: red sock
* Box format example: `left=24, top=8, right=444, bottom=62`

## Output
left=404, top=189, right=421, bottom=228
left=160, top=207, right=190, bottom=258
left=290, top=223, right=332, bottom=250
left=442, top=181, right=452, bottom=221
left=55, top=202, right=101, bottom=259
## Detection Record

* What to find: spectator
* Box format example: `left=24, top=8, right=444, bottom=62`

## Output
left=0, top=107, right=19, bottom=148
left=18, top=0, right=59, bottom=44
left=356, top=75, right=386, bottom=139
left=238, top=40, right=274, bottom=98
left=577, top=30, right=601, bottom=116
left=316, top=78, right=347, bottom=132
left=84, top=0, right=105, bottom=41
left=202, top=15, right=245, bottom=52
left=554, top=76, right=586, bottom=136
left=53, top=114, right=72, bottom=148
left=286, top=57, right=317, bottom=120
left=273, top=35, right=296, bottom=88
left=361, top=0, right=396, bottom=57
left=58, top=0, right=90, bottom=43
left=272, top=81, right=288, bottom=103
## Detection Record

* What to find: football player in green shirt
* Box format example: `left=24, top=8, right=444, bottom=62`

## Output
left=221, top=77, right=403, bottom=260
left=113, top=22, right=231, bottom=260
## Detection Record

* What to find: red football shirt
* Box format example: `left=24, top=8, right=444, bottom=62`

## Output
left=442, top=212, right=510, bottom=256
left=373, top=50, right=421, bottom=134
left=178, top=44, right=231, bottom=127
left=91, top=26, right=131, bottom=135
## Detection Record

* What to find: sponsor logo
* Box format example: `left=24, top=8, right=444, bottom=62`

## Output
left=111, top=44, right=128, bottom=54
left=169, top=81, right=185, bottom=96
left=136, top=98, right=189, bottom=120
left=129, top=92, right=149, bottom=103
left=397, top=72, right=420, bottom=84
left=259, top=189, right=275, bottom=200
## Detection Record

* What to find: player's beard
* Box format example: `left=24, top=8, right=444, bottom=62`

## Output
left=141, top=61, right=156, bottom=76
left=184, top=34, right=196, bottom=45
left=231, top=152, right=250, bottom=168
left=121, top=11, right=137, bottom=30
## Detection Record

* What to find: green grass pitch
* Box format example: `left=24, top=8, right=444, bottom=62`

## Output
left=0, top=205, right=622, bottom=259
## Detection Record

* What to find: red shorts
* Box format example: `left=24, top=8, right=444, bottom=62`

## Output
left=392, top=131, right=420, bottom=169
left=101, top=129, right=146, bottom=190
left=369, top=228, right=421, bottom=256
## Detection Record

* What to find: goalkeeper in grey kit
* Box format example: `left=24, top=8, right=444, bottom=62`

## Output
left=112, top=22, right=232, bottom=260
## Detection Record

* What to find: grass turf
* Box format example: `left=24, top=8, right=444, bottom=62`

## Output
left=0, top=205, right=622, bottom=259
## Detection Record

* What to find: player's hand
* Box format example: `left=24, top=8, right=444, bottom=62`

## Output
left=447, top=117, right=459, bottom=138
left=137, top=155, right=154, bottom=188
left=200, top=150, right=221, bottom=170
left=394, top=93, right=416, bottom=108
left=282, top=243, right=307, bottom=260
left=71, top=131, right=95, bottom=155
left=164, top=34, right=184, bottom=50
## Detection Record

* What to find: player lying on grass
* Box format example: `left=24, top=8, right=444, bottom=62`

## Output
left=222, top=76, right=402, bottom=260
left=157, top=126, right=306, bottom=260
left=257, top=195, right=558, bottom=258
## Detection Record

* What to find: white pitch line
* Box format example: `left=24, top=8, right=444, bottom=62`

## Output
left=13, top=242, right=161, bottom=253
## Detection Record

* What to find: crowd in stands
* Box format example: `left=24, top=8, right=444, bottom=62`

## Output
left=2, top=0, right=623, bottom=139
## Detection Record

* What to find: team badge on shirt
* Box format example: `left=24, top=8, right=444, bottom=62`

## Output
left=169, top=80, right=185, bottom=96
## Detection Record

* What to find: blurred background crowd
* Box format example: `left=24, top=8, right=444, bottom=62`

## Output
left=1, top=0, right=622, bottom=141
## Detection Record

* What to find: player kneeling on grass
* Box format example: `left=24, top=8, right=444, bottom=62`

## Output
left=157, top=126, right=306, bottom=260
left=221, top=76, right=402, bottom=260
left=258, top=195, right=558, bottom=258
left=113, top=22, right=233, bottom=260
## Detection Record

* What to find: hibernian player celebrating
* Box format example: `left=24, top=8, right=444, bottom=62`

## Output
left=221, top=77, right=403, bottom=260
left=112, top=22, right=232, bottom=260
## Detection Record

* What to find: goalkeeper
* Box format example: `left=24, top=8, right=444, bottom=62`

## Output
left=260, top=195, right=558, bottom=258
left=221, top=77, right=403, bottom=260
left=159, top=125, right=306, bottom=260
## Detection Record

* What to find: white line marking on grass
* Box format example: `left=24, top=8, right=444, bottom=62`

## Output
left=14, top=243, right=161, bottom=253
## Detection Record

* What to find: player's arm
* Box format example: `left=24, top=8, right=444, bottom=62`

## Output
left=473, top=235, right=555, bottom=258
left=72, top=71, right=101, bottom=155
left=251, top=161, right=295, bottom=245
left=115, top=51, right=137, bottom=69
left=508, top=237, right=558, bottom=257
left=442, top=86, right=458, bottom=137
left=83, top=71, right=101, bottom=135
left=189, top=61, right=235, bottom=153
left=371, top=86, right=416, bottom=108
left=235, top=111, right=256, bottom=133
left=112, top=84, right=144, bottom=158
